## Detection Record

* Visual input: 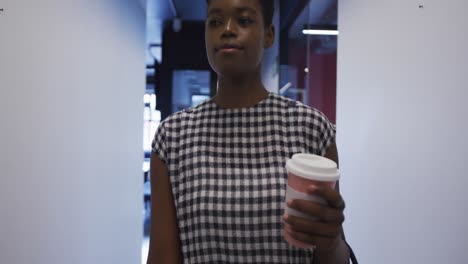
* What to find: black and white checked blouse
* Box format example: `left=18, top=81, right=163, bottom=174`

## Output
left=152, top=93, right=336, bottom=263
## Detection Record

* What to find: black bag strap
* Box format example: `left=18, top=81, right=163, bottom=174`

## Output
left=346, top=240, right=358, bottom=264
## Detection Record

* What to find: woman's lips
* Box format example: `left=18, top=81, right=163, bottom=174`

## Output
left=216, top=44, right=243, bottom=54
left=218, top=47, right=242, bottom=54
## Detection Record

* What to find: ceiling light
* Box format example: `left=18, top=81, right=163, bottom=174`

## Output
left=302, top=29, right=339, bottom=35
left=303, top=25, right=339, bottom=36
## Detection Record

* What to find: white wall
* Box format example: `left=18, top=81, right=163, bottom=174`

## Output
left=0, top=1, right=145, bottom=263
left=338, top=1, right=468, bottom=263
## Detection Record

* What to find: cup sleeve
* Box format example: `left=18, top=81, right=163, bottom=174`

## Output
left=151, top=121, right=168, bottom=165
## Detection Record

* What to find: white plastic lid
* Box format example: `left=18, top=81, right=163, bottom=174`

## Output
left=285, top=153, right=340, bottom=181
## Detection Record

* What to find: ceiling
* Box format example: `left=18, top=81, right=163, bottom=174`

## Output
left=144, top=0, right=207, bottom=46
left=141, top=0, right=337, bottom=63
left=289, top=0, right=338, bottom=52
left=289, top=0, right=337, bottom=39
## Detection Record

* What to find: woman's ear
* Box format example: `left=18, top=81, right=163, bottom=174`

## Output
left=264, top=24, right=275, bottom=49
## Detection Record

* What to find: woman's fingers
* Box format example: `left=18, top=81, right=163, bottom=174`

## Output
left=285, top=226, right=340, bottom=250
left=283, top=185, right=346, bottom=250
left=283, top=214, right=342, bottom=238
left=307, top=185, right=346, bottom=210
left=288, top=199, right=345, bottom=223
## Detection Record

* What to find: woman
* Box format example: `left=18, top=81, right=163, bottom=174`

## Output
left=147, top=0, right=351, bottom=263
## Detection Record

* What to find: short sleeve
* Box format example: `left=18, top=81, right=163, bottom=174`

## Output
left=151, top=121, right=168, bottom=165
left=317, top=114, right=336, bottom=156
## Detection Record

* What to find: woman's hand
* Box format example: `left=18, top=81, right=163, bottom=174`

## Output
left=283, top=184, right=346, bottom=252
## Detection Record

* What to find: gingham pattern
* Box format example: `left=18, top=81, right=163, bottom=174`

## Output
left=152, top=93, right=336, bottom=264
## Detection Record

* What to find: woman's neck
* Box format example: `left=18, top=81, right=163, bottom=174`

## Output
left=213, top=72, right=269, bottom=109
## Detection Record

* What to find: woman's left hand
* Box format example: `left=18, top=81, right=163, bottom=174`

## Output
left=283, top=184, right=346, bottom=252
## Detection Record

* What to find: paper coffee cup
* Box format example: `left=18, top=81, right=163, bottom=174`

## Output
left=284, top=153, right=340, bottom=249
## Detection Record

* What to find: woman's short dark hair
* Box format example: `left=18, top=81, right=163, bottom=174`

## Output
left=206, top=0, right=274, bottom=27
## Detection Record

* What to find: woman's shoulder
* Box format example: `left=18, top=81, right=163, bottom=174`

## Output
left=159, top=98, right=214, bottom=127
left=270, top=93, right=330, bottom=121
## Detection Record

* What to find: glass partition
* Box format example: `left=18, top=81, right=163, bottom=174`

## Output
left=281, top=0, right=338, bottom=123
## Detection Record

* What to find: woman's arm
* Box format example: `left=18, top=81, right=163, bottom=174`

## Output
left=313, top=142, right=350, bottom=264
left=146, top=153, right=183, bottom=264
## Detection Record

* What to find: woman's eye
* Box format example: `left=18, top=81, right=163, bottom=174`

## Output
left=208, top=19, right=222, bottom=27
left=239, top=17, right=253, bottom=26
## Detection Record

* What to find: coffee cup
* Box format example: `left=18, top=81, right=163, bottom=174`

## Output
left=284, top=153, right=340, bottom=248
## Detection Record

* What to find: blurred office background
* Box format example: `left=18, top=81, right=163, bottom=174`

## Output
left=1, top=0, right=467, bottom=264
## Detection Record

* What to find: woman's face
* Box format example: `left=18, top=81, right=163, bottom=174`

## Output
left=205, top=0, right=274, bottom=77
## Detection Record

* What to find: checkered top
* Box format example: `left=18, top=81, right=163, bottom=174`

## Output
left=152, top=93, right=336, bottom=263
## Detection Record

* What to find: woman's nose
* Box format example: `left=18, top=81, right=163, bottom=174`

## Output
left=221, top=18, right=237, bottom=38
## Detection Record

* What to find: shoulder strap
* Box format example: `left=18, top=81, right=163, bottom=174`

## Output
left=346, top=240, right=359, bottom=264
